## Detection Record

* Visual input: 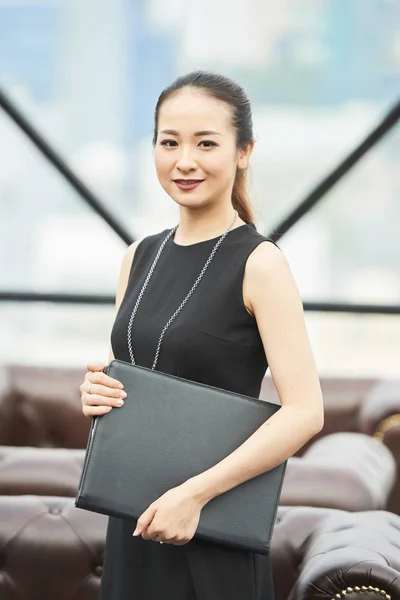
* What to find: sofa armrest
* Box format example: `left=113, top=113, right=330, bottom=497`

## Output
left=271, top=506, right=335, bottom=600
left=0, top=364, right=90, bottom=448
left=0, top=446, right=85, bottom=496
left=357, top=380, right=400, bottom=439
left=291, top=510, right=400, bottom=600
left=281, top=432, right=396, bottom=511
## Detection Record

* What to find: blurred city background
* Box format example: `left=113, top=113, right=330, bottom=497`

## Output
left=0, top=0, right=399, bottom=375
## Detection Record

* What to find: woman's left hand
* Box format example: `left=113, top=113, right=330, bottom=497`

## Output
left=133, top=483, right=205, bottom=545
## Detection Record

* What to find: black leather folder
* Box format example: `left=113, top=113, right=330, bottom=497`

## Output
left=75, top=359, right=286, bottom=555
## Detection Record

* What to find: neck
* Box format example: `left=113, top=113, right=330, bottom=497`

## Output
left=174, top=205, right=244, bottom=246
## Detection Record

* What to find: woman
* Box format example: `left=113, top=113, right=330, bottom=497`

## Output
left=80, top=71, right=324, bottom=600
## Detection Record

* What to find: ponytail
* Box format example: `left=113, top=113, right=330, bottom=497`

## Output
left=231, top=169, right=254, bottom=224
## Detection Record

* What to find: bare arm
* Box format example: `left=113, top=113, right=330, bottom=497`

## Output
left=185, top=241, right=324, bottom=506
left=81, top=239, right=143, bottom=417
left=108, top=239, right=142, bottom=362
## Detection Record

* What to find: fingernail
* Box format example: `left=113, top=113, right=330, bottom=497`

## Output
left=120, top=391, right=127, bottom=398
left=118, top=383, right=124, bottom=389
left=116, top=400, right=124, bottom=407
left=133, top=528, right=139, bottom=536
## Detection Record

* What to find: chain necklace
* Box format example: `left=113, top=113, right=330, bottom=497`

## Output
left=127, top=210, right=239, bottom=370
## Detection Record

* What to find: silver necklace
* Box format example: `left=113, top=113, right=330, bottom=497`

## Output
left=127, top=210, right=239, bottom=370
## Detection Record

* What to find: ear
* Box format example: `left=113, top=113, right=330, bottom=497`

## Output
left=237, top=140, right=255, bottom=170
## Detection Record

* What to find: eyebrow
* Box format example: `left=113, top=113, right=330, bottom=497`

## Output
left=159, top=129, right=222, bottom=137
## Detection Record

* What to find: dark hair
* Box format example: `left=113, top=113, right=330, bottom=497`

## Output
left=152, top=71, right=255, bottom=224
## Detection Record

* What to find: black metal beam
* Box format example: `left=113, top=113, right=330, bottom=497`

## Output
left=2, top=83, right=400, bottom=319
left=303, top=301, right=400, bottom=315
left=0, top=292, right=114, bottom=305
left=269, top=98, right=400, bottom=241
left=0, top=86, right=134, bottom=246
left=1, top=292, right=399, bottom=315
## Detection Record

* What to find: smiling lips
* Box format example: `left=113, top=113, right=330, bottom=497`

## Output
left=174, top=179, right=204, bottom=191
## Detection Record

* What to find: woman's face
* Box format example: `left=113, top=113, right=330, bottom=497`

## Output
left=154, top=88, right=251, bottom=210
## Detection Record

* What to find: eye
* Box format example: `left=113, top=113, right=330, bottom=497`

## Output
left=159, top=139, right=217, bottom=149
left=160, top=139, right=177, bottom=147
left=199, top=140, right=217, bottom=148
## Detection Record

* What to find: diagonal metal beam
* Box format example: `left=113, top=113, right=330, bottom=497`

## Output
left=269, top=98, right=400, bottom=242
left=0, top=85, right=134, bottom=245
left=1, top=83, right=400, bottom=319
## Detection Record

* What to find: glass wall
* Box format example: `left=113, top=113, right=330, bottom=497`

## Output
left=1, top=0, right=399, bottom=375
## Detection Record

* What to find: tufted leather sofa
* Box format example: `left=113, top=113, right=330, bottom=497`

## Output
left=273, top=506, right=400, bottom=600
left=0, top=446, right=84, bottom=496
left=0, top=497, right=399, bottom=600
left=281, top=431, right=395, bottom=511
left=0, top=364, right=89, bottom=449
left=261, top=375, right=400, bottom=514
left=283, top=507, right=400, bottom=600
left=0, top=364, right=399, bottom=511
left=357, top=381, right=400, bottom=516
left=0, top=364, right=400, bottom=599
left=0, top=496, right=107, bottom=599
left=0, top=365, right=395, bottom=453
left=0, top=430, right=395, bottom=512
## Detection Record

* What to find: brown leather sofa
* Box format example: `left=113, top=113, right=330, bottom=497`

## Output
left=0, top=364, right=89, bottom=448
left=0, top=496, right=399, bottom=600
left=358, top=381, right=400, bottom=516
left=1, top=365, right=398, bottom=450
left=0, top=364, right=399, bottom=599
left=1, top=364, right=399, bottom=512
left=273, top=506, right=400, bottom=600
left=281, top=431, right=395, bottom=511
left=0, top=430, right=395, bottom=513
left=261, top=375, right=400, bottom=514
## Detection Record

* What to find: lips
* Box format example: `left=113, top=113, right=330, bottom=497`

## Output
left=173, top=179, right=204, bottom=184
left=174, top=179, right=204, bottom=191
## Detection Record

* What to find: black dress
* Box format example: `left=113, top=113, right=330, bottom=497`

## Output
left=99, top=222, right=277, bottom=600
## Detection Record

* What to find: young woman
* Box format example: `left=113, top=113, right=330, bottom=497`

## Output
left=80, top=71, right=324, bottom=600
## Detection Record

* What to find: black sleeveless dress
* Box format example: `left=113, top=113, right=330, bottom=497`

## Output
left=99, top=222, right=277, bottom=600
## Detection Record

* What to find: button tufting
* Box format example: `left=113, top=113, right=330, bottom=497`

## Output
left=331, top=586, right=391, bottom=600
left=94, top=565, right=103, bottom=576
left=50, top=507, right=61, bottom=515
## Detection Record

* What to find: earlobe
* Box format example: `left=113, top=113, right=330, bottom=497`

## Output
left=237, top=155, right=247, bottom=171
left=237, top=141, right=254, bottom=170
left=238, top=157, right=248, bottom=171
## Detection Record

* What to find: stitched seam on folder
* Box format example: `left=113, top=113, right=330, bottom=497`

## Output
left=266, top=460, right=288, bottom=551
left=109, top=359, right=278, bottom=409
left=76, top=417, right=98, bottom=501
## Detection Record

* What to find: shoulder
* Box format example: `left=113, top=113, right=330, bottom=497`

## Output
left=121, top=227, right=172, bottom=269
left=244, top=239, right=302, bottom=316
left=246, top=238, right=289, bottom=279
left=120, top=239, right=142, bottom=273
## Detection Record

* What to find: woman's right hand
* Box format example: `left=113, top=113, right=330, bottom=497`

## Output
left=80, top=361, right=127, bottom=417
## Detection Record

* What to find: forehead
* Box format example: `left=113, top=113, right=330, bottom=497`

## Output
left=158, top=88, right=232, bottom=132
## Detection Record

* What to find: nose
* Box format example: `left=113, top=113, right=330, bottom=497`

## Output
left=176, top=147, right=197, bottom=173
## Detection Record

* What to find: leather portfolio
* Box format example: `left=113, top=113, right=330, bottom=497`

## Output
left=75, top=359, right=287, bottom=555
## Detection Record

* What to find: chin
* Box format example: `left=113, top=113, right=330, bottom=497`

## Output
left=165, top=189, right=210, bottom=210
left=172, top=198, right=208, bottom=211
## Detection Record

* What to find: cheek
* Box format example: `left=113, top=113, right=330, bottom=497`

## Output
left=210, top=152, right=237, bottom=182
left=154, top=151, right=169, bottom=180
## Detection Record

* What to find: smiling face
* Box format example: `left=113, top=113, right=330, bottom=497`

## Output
left=154, top=87, right=252, bottom=211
